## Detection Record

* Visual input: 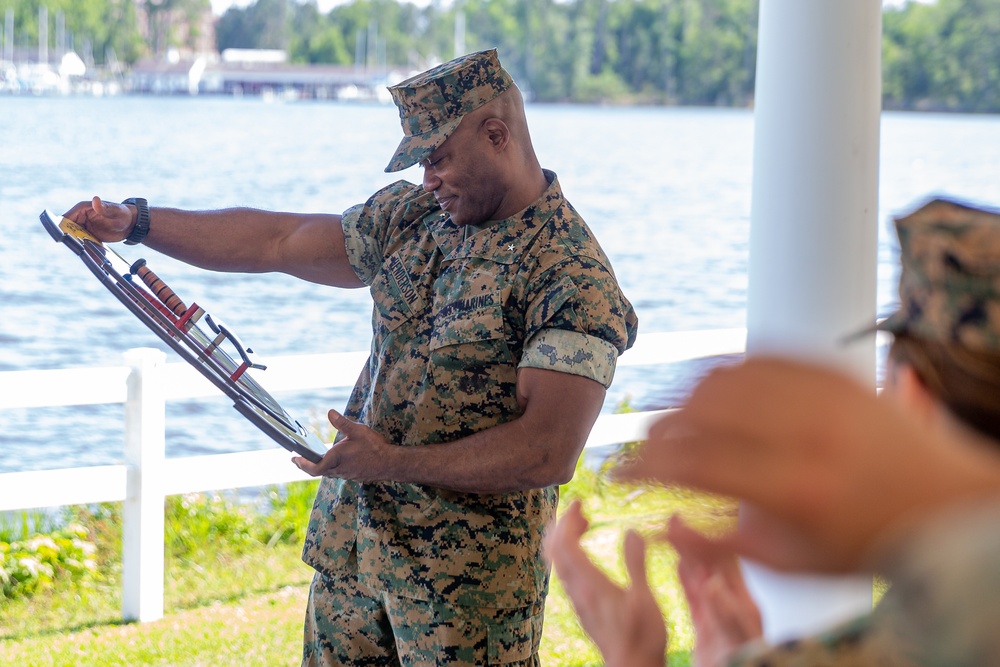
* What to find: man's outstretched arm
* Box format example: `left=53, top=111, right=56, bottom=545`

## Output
left=64, top=196, right=364, bottom=288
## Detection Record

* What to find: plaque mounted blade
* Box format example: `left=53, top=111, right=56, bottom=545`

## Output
left=40, top=209, right=330, bottom=464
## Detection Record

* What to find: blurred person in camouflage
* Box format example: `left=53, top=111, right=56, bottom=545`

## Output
left=546, top=196, right=1000, bottom=667
left=65, top=49, right=638, bottom=666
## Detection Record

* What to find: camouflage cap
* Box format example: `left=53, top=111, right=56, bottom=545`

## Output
left=877, top=196, right=1000, bottom=352
left=384, top=49, right=514, bottom=173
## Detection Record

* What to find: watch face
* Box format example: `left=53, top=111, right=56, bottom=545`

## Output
left=40, top=209, right=330, bottom=463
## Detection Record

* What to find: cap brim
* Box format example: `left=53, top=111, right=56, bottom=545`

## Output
left=839, top=311, right=907, bottom=346
left=384, top=116, right=463, bottom=173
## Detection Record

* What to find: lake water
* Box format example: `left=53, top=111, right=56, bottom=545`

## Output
left=3, top=95, right=1000, bottom=473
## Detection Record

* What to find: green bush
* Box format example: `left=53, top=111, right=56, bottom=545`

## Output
left=0, top=523, right=98, bottom=602
left=0, top=509, right=60, bottom=544
left=257, top=480, right=321, bottom=547
left=166, top=493, right=261, bottom=557
left=0, top=479, right=321, bottom=608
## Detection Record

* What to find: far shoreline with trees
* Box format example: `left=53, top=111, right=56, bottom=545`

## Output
left=1, top=0, right=999, bottom=111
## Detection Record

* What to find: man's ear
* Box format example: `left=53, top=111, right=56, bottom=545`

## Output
left=890, top=363, right=939, bottom=425
left=481, top=118, right=510, bottom=153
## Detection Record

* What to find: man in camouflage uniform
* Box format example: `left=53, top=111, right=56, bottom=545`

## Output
left=548, top=196, right=1000, bottom=667
left=64, top=48, right=637, bottom=666
left=290, top=49, right=638, bottom=665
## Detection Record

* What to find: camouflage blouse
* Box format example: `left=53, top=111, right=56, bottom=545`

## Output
left=302, top=170, right=638, bottom=608
left=729, top=500, right=1000, bottom=667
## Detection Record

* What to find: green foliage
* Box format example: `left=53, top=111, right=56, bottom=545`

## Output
left=215, top=0, right=287, bottom=51
left=166, top=492, right=261, bottom=557
left=0, top=479, right=319, bottom=610
left=0, top=509, right=60, bottom=544
left=257, top=480, right=321, bottom=547
left=883, top=0, right=1000, bottom=112
left=9, top=0, right=1000, bottom=110
left=0, top=522, right=98, bottom=602
left=286, top=2, right=352, bottom=64
left=144, top=0, right=211, bottom=56
left=0, top=0, right=146, bottom=64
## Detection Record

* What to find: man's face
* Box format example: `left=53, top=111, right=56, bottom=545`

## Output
left=420, top=119, right=505, bottom=227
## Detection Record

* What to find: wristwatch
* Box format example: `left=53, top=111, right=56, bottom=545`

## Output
left=122, top=197, right=150, bottom=245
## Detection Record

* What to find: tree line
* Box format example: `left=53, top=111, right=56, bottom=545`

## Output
left=216, top=0, right=760, bottom=106
left=2, top=0, right=999, bottom=111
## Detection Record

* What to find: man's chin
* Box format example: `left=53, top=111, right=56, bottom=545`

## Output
left=447, top=212, right=472, bottom=226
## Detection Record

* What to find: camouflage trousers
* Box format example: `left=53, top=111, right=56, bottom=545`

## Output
left=302, top=565, right=545, bottom=666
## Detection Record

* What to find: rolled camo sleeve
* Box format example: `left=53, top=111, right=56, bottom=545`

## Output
left=340, top=202, right=383, bottom=286
left=519, top=328, right=620, bottom=388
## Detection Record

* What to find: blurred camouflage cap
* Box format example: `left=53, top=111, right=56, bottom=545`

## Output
left=877, top=196, right=1000, bottom=351
left=384, top=48, right=514, bottom=173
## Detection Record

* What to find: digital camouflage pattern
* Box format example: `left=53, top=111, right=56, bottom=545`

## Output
left=878, top=197, right=1000, bottom=352
left=385, top=49, right=514, bottom=173
left=304, top=564, right=544, bottom=666
left=726, top=614, right=908, bottom=667
left=727, top=500, right=1000, bottom=667
left=301, top=169, right=636, bottom=619
left=872, top=499, right=1000, bottom=667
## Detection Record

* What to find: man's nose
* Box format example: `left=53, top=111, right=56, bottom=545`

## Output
left=422, top=168, right=440, bottom=193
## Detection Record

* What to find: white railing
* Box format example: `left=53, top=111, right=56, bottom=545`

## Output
left=0, top=329, right=745, bottom=623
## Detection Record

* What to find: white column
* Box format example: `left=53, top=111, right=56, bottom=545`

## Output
left=745, top=0, right=882, bottom=641
left=122, top=348, right=167, bottom=623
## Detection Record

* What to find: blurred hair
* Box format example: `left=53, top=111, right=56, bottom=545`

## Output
left=889, top=332, right=1000, bottom=442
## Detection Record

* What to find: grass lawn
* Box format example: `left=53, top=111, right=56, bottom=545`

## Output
left=1, top=586, right=309, bottom=667
left=1, top=470, right=734, bottom=666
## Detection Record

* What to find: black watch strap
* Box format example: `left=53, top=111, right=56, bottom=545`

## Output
left=122, top=197, right=150, bottom=245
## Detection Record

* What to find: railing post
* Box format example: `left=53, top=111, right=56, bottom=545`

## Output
left=122, top=347, right=167, bottom=623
